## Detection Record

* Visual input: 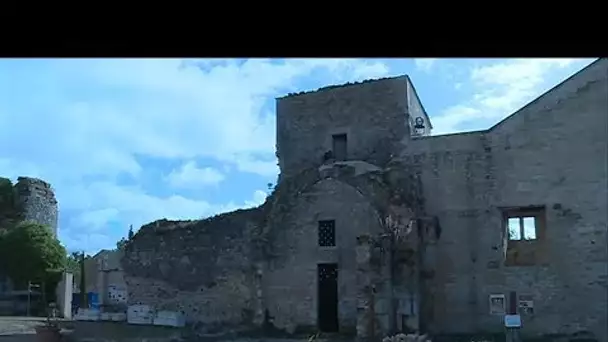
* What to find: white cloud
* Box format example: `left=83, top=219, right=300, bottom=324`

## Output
left=166, top=161, right=225, bottom=188
left=1, top=58, right=390, bottom=179
left=244, top=190, right=269, bottom=208
left=414, top=58, right=438, bottom=72
left=0, top=58, right=391, bottom=253
left=70, top=208, right=120, bottom=232
left=431, top=58, right=594, bottom=134
left=60, top=183, right=270, bottom=254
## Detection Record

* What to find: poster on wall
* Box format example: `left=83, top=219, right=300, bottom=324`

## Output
left=518, top=295, right=534, bottom=315
left=489, top=294, right=506, bottom=315
left=412, top=117, right=426, bottom=136
left=108, top=285, right=128, bottom=303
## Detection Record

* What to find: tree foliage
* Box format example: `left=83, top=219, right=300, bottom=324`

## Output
left=116, top=237, right=128, bottom=250
left=0, top=177, right=13, bottom=211
left=0, top=221, right=67, bottom=288
left=116, top=225, right=134, bottom=250
left=66, top=252, right=82, bottom=281
left=0, top=178, right=19, bottom=229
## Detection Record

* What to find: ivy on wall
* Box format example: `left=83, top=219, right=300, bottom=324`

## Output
left=0, top=177, right=21, bottom=230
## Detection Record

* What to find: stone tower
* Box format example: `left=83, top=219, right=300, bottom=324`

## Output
left=275, top=75, right=432, bottom=181
left=13, top=177, right=58, bottom=236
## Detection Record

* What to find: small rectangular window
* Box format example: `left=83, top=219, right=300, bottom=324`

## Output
left=522, top=217, right=536, bottom=240
left=332, top=134, right=347, bottom=161
left=318, top=220, right=336, bottom=247
left=507, top=216, right=538, bottom=241
left=507, top=218, right=521, bottom=240
left=502, top=206, right=545, bottom=266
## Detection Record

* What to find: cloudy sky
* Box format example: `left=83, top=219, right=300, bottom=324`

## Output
left=0, top=58, right=595, bottom=254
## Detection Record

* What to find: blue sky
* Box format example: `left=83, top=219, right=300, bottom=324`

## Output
left=0, top=58, right=595, bottom=254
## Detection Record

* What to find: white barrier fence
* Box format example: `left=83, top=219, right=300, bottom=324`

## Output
left=75, top=305, right=185, bottom=328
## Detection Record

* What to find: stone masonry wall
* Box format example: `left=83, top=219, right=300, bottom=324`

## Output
left=13, top=177, right=58, bottom=236
left=400, top=59, right=608, bottom=340
left=276, top=77, right=410, bottom=180
left=263, top=178, right=384, bottom=334
left=121, top=208, right=265, bottom=333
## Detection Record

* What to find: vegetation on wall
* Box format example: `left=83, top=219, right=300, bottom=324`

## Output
left=116, top=225, right=134, bottom=250
left=0, top=177, right=20, bottom=229
left=66, top=251, right=89, bottom=285
left=0, top=221, right=67, bottom=293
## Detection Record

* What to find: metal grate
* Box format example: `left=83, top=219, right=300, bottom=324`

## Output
left=318, top=220, right=336, bottom=247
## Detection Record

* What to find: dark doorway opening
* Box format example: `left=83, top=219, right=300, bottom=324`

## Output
left=318, top=263, right=339, bottom=332
left=332, top=134, right=347, bottom=161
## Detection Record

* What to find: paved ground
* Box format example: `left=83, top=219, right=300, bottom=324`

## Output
left=0, top=317, right=350, bottom=342
left=0, top=317, right=48, bottom=336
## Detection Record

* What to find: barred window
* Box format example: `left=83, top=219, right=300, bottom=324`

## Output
left=318, top=220, right=336, bottom=247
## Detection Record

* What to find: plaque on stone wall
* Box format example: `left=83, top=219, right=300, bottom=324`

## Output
left=518, top=295, right=534, bottom=315
left=412, top=117, right=426, bottom=136
left=489, top=294, right=506, bottom=315
left=108, top=285, right=127, bottom=303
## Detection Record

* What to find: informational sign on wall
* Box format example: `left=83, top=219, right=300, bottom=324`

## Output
left=518, top=295, right=534, bottom=315
left=108, top=285, right=128, bottom=303
left=489, top=294, right=506, bottom=315
left=504, top=314, right=522, bottom=328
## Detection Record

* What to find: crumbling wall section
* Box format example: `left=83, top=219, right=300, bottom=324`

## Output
left=121, top=208, right=266, bottom=333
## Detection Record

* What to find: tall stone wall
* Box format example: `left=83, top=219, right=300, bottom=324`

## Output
left=401, top=59, right=608, bottom=340
left=13, top=177, right=58, bottom=236
left=121, top=208, right=266, bottom=333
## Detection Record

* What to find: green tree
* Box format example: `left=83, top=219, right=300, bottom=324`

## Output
left=0, top=178, right=19, bottom=229
left=116, top=225, right=134, bottom=251
left=116, top=237, right=128, bottom=250
left=0, top=221, right=67, bottom=290
left=66, top=252, right=81, bottom=281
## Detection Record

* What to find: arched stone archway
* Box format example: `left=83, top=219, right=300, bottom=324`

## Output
left=259, top=161, right=426, bottom=335
left=262, top=177, right=385, bottom=334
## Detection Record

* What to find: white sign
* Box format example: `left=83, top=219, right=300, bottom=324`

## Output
left=489, top=294, right=506, bottom=315
left=504, top=314, right=522, bottom=328
left=108, top=285, right=128, bottom=303
left=518, top=295, right=534, bottom=315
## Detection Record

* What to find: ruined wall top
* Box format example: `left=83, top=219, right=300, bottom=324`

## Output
left=277, top=75, right=409, bottom=100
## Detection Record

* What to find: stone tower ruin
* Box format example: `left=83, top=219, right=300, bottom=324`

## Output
left=13, top=177, right=58, bottom=236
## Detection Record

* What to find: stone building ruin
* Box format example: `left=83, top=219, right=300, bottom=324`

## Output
left=0, top=176, right=59, bottom=306
left=0, top=176, right=58, bottom=237
left=122, top=59, right=608, bottom=341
